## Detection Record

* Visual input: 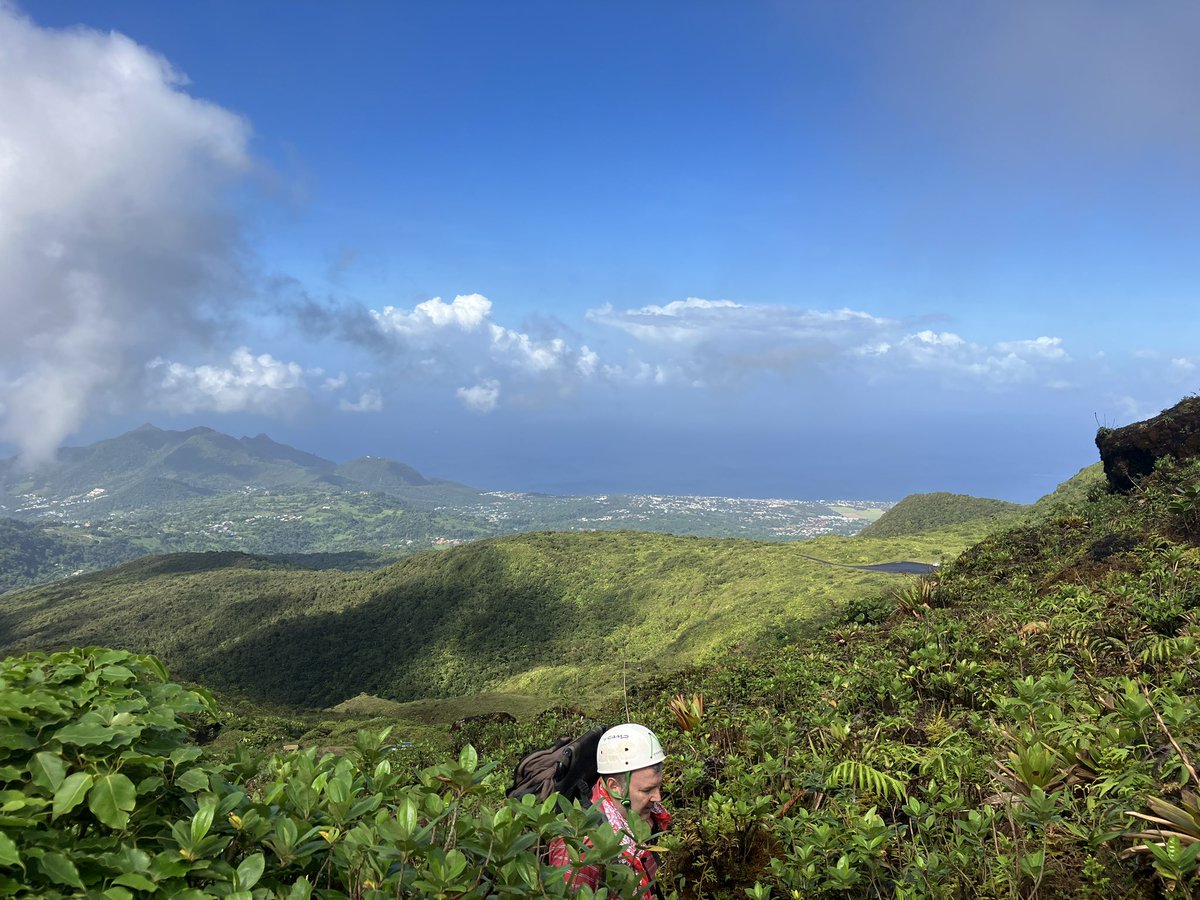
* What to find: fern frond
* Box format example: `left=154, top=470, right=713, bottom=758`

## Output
left=826, top=759, right=907, bottom=802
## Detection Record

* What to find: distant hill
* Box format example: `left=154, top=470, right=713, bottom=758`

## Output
left=0, top=424, right=474, bottom=514
left=0, top=526, right=966, bottom=708
left=334, top=456, right=430, bottom=489
left=859, top=491, right=1025, bottom=537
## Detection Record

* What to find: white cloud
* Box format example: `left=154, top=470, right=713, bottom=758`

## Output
left=339, top=389, right=383, bottom=413
left=0, top=6, right=253, bottom=462
left=371, top=293, right=492, bottom=335
left=147, top=348, right=308, bottom=414
left=456, top=380, right=500, bottom=413
left=356, top=293, right=626, bottom=408
left=888, top=331, right=1070, bottom=385
left=588, top=299, right=895, bottom=348
left=488, top=325, right=570, bottom=373
left=588, top=297, right=1074, bottom=390
left=996, top=336, right=1067, bottom=360
left=577, top=346, right=599, bottom=378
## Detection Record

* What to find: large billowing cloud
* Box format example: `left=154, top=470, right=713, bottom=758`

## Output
left=0, top=6, right=254, bottom=462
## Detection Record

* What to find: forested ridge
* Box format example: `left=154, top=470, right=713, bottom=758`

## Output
left=0, top=526, right=973, bottom=708
left=860, top=491, right=1025, bottom=537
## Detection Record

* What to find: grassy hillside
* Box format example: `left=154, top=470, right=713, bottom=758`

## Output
left=859, top=490, right=1025, bottom=537
left=0, top=526, right=971, bottom=709
left=1026, top=461, right=1106, bottom=519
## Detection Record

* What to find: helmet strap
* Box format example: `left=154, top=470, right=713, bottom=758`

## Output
left=606, top=772, right=634, bottom=809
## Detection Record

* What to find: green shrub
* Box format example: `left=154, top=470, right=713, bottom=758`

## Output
left=0, top=648, right=643, bottom=898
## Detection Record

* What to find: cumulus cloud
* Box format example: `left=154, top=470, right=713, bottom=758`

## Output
left=147, top=348, right=308, bottom=414
left=457, top=380, right=500, bottom=413
left=372, top=293, right=492, bottom=335
left=339, top=389, right=383, bottom=413
left=318, top=293, right=621, bottom=411
left=0, top=6, right=253, bottom=461
left=588, top=297, right=1073, bottom=389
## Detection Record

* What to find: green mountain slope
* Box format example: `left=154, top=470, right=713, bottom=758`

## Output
left=859, top=490, right=1025, bottom=537
left=1026, top=461, right=1106, bottom=519
left=0, top=527, right=965, bottom=708
left=0, top=424, right=475, bottom=511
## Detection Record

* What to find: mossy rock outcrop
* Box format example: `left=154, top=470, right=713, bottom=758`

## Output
left=1096, top=396, right=1200, bottom=492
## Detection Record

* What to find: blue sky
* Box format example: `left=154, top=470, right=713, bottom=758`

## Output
left=1, top=2, right=1198, bottom=501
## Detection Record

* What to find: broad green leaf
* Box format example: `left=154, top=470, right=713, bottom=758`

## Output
left=286, top=877, right=313, bottom=900
left=136, top=775, right=164, bottom=795
left=93, top=649, right=131, bottom=665
left=30, top=752, right=66, bottom=793
left=106, top=847, right=151, bottom=874
left=175, top=768, right=209, bottom=793
left=191, top=793, right=218, bottom=845
left=0, top=727, right=37, bottom=752
left=397, top=796, right=417, bottom=835
left=54, top=721, right=118, bottom=746
left=100, top=665, right=135, bottom=683
left=112, top=872, right=157, bottom=891
left=38, top=852, right=84, bottom=889
left=52, top=772, right=94, bottom=820
left=102, top=889, right=134, bottom=900
left=0, top=832, right=19, bottom=868
left=46, top=664, right=84, bottom=683
left=235, top=852, right=265, bottom=890
left=88, top=773, right=136, bottom=830
left=170, top=746, right=203, bottom=765
left=459, top=744, right=478, bottom=772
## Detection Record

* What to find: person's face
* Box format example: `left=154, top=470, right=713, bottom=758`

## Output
left=607, top=765, right=663, bottom=823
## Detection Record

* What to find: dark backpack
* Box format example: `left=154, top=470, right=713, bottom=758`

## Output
left=507, top=725, right=607, bottom=804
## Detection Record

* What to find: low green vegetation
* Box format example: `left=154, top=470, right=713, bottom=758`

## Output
left=0, top=527, right=966, bottom=709
left=1026, top=462, right=1107, bottom=521
left=859, top=491, right=1025, bottom=538
left=4, top=455, right=1200, bottom=896
left=0, top=647, right=644, bottom=898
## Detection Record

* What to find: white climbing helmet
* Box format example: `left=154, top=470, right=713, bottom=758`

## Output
left=596, top=723, right=666, bottom=774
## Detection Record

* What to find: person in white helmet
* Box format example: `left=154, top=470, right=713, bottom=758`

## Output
left=547, top=723, right=671, bottom=895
